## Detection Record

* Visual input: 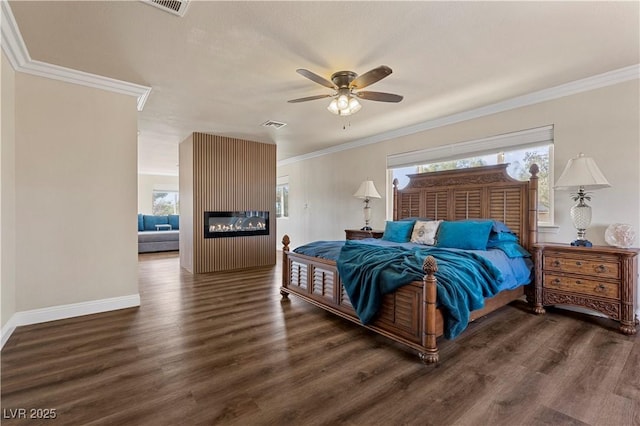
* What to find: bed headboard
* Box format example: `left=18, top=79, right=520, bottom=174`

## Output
left=392, top=164, right=539, bottom=250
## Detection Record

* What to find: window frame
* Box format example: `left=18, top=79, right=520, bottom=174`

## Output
left=386, top=126, right=554, bottom=227
left=152, top=189, right=179, bottom=215
left=276, top=176, right=289, bottom=219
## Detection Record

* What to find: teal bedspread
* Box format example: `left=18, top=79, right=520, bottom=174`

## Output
left=336, top=241, right=505, bottom=339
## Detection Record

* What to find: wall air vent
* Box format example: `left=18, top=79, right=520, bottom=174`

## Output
left=261, top=120, right=287, bottom=130
left=141, top=0, right=190, bottom=17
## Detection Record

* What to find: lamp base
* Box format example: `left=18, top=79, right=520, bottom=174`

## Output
left=361, top=226, right=372, bottom=231
left=571, top=239, right=592, bottom=247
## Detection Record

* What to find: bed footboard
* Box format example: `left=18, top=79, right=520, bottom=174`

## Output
left=280, top=235, right=441, bottom=363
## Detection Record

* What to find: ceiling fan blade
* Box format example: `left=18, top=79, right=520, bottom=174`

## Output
left=287, top=94, right=333, bottom=103
left=356, top=91, right=403, bottom=103
left=350, top=65, right=393, bottom=89
left=296, top=69, right=337, bottom=89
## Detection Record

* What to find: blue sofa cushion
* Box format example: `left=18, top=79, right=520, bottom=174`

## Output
left=168, top=214, right=179, bottom=230
left=143, top=215, right=169, bottom=231
left=138, top=214, right=144, bottom=232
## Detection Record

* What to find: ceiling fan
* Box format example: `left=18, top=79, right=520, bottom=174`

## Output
left=288, top=65, right=403, bottom=116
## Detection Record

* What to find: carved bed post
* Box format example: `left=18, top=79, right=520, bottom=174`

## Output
left=392, top=178, right=399, bottom=221
left=281, top=235, right=291, bottom=299
left=528, top=164, right=539, bottom=247
left=531, top=247, right=545, bottom=314
left=526, top=164, right=541, bottom=311
left=420, top=255, right=439, bottom=364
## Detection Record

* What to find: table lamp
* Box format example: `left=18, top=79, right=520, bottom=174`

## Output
left=353, top=180, right=381, bottom=230
left=554, top=153, right=610, bottom=247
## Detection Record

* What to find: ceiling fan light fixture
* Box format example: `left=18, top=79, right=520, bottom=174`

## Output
left=327, top=99, right=340, bottom=114
left=337, top=94, right=349, bottom=110
left=327, top=94, right=361, bottom=116
left=290, top=65, right=402, bottom=116
left=348, top=97, right=361, bottom=113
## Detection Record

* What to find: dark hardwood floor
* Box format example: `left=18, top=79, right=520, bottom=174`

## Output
left=2, top=251, right=639, bottom=425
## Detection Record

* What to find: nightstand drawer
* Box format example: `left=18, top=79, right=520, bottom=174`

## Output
left=345, top=229, right=384, bottom=240
left=543, top=253, right=619, bottom=279
left=543, top=274, right=619, bottom=299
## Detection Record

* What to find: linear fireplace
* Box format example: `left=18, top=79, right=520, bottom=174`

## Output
left=204, top=211, right=269, bottom=238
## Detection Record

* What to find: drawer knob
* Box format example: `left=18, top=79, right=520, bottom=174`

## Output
left=595, top=264, right=607, bottom=273
left=594, top=284, right=607, bottom=293
left=575, top=261, right=582, bottom=266
left=575, top=280, right=582, bottom=285
left=552, top=260, right=561, bottom=267
left=551, top=278, right=561, bottom=285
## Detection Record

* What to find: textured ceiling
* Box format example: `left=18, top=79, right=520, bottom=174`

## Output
left=9, top=1, right=640, bottom=175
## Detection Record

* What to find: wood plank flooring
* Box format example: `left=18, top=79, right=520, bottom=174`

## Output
left=2, top=251, right=639, bottom=425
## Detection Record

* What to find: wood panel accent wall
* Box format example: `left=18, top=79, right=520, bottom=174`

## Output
left=179, top=133, right=276, bottom=273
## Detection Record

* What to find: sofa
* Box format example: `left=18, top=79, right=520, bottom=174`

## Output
left=138, top=214, right=179, bottom=253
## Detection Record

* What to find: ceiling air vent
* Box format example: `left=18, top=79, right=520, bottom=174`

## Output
left=261, top=120, right=287, bottom=130
left=141, top=0, right=190, bottom=17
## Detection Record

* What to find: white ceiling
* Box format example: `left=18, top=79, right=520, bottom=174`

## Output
left=8, top=1, right=640, bottom=176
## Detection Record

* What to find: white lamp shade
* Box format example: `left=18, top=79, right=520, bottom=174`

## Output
left=353, top=180, right=381, bottom=199
left=554, top=153, right=611, bottom=190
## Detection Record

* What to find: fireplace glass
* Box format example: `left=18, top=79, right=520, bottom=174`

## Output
left=204, top=211, right=269, bottom=238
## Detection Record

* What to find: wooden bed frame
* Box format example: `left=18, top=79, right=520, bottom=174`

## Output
left=280, top=164, right=539, bottom=363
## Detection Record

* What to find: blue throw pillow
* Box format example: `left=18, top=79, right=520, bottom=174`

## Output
left=168, top=214, right=179, bottom=230
left=137, top=214, right=144, bottom=232
left=487, top=241, right=531, bottom=258
left=143, top=215, right=169, bottom=231
left=488, top=231, right=518, bottom=243
left=461, top=219, right=513, bottom=234
left=436, top=220, right=493, bottom=250
left=490, top=220, right=513, bottom=234
left=382, top=220, right=415, bottom=243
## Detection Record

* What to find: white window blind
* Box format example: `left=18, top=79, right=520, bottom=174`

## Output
left=387, top=125, right=553, bottom=169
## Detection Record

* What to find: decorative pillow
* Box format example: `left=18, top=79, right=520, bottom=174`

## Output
left=382, top=220, right=416, bottom=243
left=488, top=231, right=518, bottom=243
left=138, top=214, right=144, bottom=232
left=435, top=220, right=493, bottom=250
left=487, top=241, right=530, bottom=258
left=462, top=219, right=513, bottom=234
left=168, top=214, right=180, bottom=230
left=410, top=220, right=442, bottom=245
left=490, top=220, right=513, bottom=234
left=143, top=215, right=169, bottom=231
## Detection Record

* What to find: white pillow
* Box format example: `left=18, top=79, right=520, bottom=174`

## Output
left=410, top=220, right=442, bottom=245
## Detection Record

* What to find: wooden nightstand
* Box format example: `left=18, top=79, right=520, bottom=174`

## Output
left=533, top=243, right=639, bottom=334
left=345, top=229, right=384, bottom=240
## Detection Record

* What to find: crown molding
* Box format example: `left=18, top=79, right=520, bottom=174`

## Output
left=278, top=64, right=639, bottom=167
left=1, top=0, right=151, bottom=111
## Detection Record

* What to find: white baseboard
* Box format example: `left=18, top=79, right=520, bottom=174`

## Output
left=0, top=294, right=140, bottom=350
left=1, top=318, right=17, bottom=350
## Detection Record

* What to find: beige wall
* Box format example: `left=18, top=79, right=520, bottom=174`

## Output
left=13, top=73, right=139, bottom=311
left=1, top=52, right=17, bottom=330
left=137, top=173, right=179, bottom=214
left=277, top=80, right=639, bottom=250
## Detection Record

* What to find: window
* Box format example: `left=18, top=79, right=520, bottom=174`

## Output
left=388, top=126, right=553, bottom=225
left=276, top=183, right=289, bottom=219
left=152, top=190, right=179, bottom=215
